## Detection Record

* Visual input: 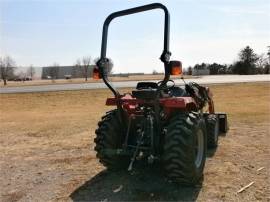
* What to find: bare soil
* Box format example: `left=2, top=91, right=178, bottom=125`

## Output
left=0, top=82, right=269, bottom=201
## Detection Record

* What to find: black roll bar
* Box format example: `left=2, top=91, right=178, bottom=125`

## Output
left=96, top=3, right=171, bottom=97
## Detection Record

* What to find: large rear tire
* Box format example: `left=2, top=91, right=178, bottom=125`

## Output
left=94, top=110, right=129, bottom=170
left=162, top=112, right=207, bottom=185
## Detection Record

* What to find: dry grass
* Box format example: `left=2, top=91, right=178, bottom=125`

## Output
left=0, top=82, right=269, bottom=201
left=1, top=82, right=268, bottom=136
left=212, top=82, right=270, bottom=122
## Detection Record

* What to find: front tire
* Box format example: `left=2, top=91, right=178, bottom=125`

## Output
left=206, top=114, right=219, bottom=148
left=162, top=113, right=207, bottom=185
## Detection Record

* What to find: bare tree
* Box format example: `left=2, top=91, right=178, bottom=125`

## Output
left=0, top=56, right=16, bottom=85
left=17, top=70, right=27, bottom=82
left=255, top=54, right=267, bottom=74
left=27, top=65, right=35, bottom=79
left=76, top=56, right=91, bottom=81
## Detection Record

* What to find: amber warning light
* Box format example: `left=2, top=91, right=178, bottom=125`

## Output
left=169, top=61, right=182, bottom=75
left=93, top=67, right=101, bottom=79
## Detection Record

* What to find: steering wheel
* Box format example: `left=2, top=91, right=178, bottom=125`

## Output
left=157, top=79, right=175, bottom=90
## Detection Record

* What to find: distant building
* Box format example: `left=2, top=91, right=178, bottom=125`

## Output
left=41, top=65, right=95, bottom=79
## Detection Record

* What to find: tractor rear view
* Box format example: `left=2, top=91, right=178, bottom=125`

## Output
left=93, top=3, right=228, bottom=185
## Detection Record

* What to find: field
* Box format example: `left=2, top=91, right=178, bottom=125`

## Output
left=0, top=82, right=269, bottom=201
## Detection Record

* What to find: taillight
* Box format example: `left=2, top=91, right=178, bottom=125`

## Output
left=169, top=61, right=182, bottom=75
left=93, top=67, right=101, bottom=79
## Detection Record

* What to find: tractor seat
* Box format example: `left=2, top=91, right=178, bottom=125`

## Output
left=133, top=82, right=158, bottom=100
left=132, top=89, right=157, bottom=100
left=136, top=82, right=158, bottom=90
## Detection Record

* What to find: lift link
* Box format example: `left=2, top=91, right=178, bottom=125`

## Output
left=128, top=129, right=144, bottom=171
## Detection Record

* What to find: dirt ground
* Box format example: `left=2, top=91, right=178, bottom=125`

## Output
left=0, top=82, right=269, bottom=201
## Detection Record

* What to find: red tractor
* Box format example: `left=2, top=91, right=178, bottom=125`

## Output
left=93, top=3, right=228, bottom=185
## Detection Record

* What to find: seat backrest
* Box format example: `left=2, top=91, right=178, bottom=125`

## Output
left=136, top=82, right=158, bottom=90
left=132, top=89, right=157, bottom=100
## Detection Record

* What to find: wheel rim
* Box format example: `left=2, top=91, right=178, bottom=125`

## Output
left=195, top=129, right=204, bottom=168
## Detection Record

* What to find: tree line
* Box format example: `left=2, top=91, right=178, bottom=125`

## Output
left=1, top=45, right=269, bottom=85
left=185, top=46, right=270, bottom=75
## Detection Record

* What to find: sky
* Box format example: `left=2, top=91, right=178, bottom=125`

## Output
left=1, top=0, right=270, bottom=74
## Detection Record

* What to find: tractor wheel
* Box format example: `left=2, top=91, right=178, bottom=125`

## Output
left=206, top=114, right=219, bottom=148
left=94, top=109, right=129, bottom=170
left=162, top=113, right=207, bottom=185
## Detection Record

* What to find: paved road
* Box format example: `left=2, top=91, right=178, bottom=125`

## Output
left=0, top=75, right=269, bottom=94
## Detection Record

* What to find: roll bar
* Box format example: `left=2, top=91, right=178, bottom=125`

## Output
left=96, top=3, right=171, bottom=97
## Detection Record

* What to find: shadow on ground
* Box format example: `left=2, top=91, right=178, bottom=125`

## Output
left=70, top=135, right=226, bottom=201
left=70, top=166, right=201, bottom=201
left=207, top=134, right=227, bottom=157
left=207, top=147, right=217, bottom=158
